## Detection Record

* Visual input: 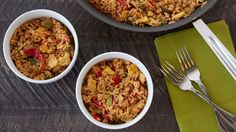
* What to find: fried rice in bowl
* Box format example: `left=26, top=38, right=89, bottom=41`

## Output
left=3, top=9, right=79, bottom=84
left=76, top=52, right=153, bottom=129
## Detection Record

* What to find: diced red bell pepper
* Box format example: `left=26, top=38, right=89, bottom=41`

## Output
left=96, top=69, right=103, bottom=78
left=91, top=96, right=103, bottom=109
left=149, top=0, right=156, bottom=6
left=117, top=0, right=126, bottom=6
left=23, top=48, right=45, bottom=72
left=148, top=0, right=157, bottom=10
left=113, top=75, right=121, bottom=85
left=93, top=114, right=102, bottom=121
left=111, top=65, right=116, bottom=71
left=104, top=110, right=108, bottom=115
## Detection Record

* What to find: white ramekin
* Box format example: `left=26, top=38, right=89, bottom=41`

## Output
left=3, top=9, right=79, bottom=84
left=76, top=52, right=153, bottom=129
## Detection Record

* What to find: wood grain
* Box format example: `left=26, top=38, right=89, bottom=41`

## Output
left=0, top=0, right=235, bottom=131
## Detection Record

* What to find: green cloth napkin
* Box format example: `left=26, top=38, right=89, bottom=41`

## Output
left=155, top=20, right=236, bottom=132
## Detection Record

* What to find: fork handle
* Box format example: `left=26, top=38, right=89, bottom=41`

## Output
left=195, top=80, right=235, bottom=131
left=195, top=80, right=209, bottom=96
left=190, top=87, right=236, bottom=129
left=193, top=81, right=236, bottom=131
left=216, top=111, right=235, bottom=132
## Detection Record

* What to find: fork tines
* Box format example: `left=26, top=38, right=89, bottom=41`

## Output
left=176, top=47, right=196, bottom=72
left=160, top=61, right=185, bottom=86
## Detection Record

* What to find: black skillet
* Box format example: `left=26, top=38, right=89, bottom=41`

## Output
left=78, top=0, right=218, bottom=32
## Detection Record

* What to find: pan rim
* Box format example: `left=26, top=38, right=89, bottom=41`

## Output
left=78, top=0, right=218, bottom=32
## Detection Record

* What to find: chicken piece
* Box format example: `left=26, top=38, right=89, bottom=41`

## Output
left=47, top=55, right=57, bottom=69
left=87, top=75, right=97, bottom=90
left=172, top=11, right=185, bottom=20
left=139, top=73, right=146, bottom=84
left=35, top=27, right=52, bottom=38
left=58, top=52, right=71, bottom=66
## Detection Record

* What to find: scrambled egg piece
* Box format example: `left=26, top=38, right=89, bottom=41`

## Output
left=47, top=55, right=57, bottom=68
left=58, top=52, right=71, bottom=66
left=87, top=75, right=97, bottom=90
left=103, top=67, right=115, bottom=75
left=128, top=64, right=138, bottom=76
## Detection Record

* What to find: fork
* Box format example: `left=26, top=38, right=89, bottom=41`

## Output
left=176, top=47, right=236, bottom=132
left=160, top=61, right=236, bottom=132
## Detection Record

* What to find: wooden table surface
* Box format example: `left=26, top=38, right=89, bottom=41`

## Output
left=0, top=0, right=235, bottom=131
